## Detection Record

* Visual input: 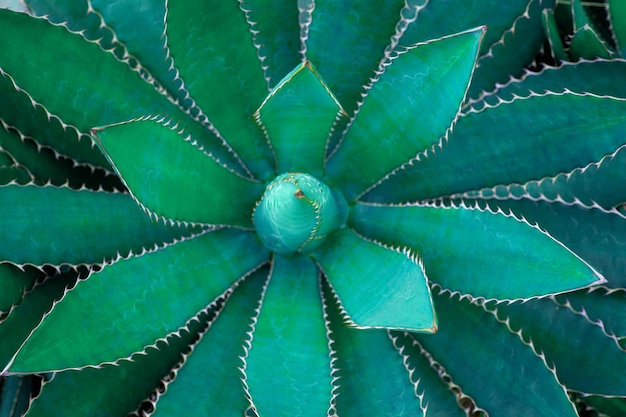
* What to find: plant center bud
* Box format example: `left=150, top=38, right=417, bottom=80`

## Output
left=253, top=172, right=348, bottom=255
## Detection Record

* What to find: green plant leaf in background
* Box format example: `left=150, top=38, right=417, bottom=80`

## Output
left=0, top=1, right=625, bottom=416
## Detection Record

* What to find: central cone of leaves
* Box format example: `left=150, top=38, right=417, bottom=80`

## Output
left=253, top=172, right=348, bottom=255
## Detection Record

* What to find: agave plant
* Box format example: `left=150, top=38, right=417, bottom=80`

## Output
left=1, top=1, right=626, bottom=416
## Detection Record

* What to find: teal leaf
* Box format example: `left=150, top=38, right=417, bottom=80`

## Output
left=0, top=185, right=194, bottom=266
left=465, top=143, right=626, bottom=213
left=390, top=332, right=468, bottom=417
left=0, top=265, right=40, bottom=313
left=92, top=117, right=263, bottom=227
left=322, top=280, right=424, bottom=417
left=0, top=269, right=79, bottom=369
left=325, top=28, right=483, bottom=201
left=4, top=229, right=269, bottom=372
left=165, top=0, right=274, bottom=179
left=470, top=61, right=626, bottom=112
left=569, top=25, right=615, bottom=60
left=495, top=297, right=626, bottom=396
left=24, top=328, right=200, bottom=417
left=305, top=0, right=406, bottom=114
left=352, top=202, right=603, bottom=300
left=0, top=70, right=107, bottom=168
left=541, top=9, right=568, bottom=64
left=478, top=198, right=626, bottom=288
left=314, top=227, right=436, bottom=332
left=365, top=93, right=626, bottom=203
left=245, top=255, right=332, bottom=417
left=554, top=286, right=626, bottom=348
left=414, top=288, right=578, bottom=417
left=150, top=267, right=268, bottom=417
left=398, top=0, right=556, bottom=98
left=0, top=375, right=32, bottom=417
left=240, top=0, right=301, bottom=87
left=254, top=61, right=346, bottom=178
left=608, top=0, right=626, bottom=57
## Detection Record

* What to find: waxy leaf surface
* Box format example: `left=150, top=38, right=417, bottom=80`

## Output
left=323, top=281, right=423, bottom=417
left=255, top=62, right=344, bottom=178
left=245, top=256, right=332, bottom=417
left=496, top=297, right=626, bottom=396
left=352, top=203, right=602, bottom=300
left=414, top=289, right=578, bottom=417
left=305, top=0, right=405, bottom=114
left=6, top=229, right=269, bottom=373
left=166, top=0, right=273, bottom=179
left=151, top=268, right=268, bottom=417
left=326, top=28, right=482, bottom=200
left=93, top=118, right=263, bottom=227
left=366, top=94, right=626, bottom=202
left=314, top=228, right=436, bottom=331
left=0, top=185, right=192, bottom=266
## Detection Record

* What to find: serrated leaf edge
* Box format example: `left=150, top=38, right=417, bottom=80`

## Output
left=447, top=143, right=626, bottom=216
left=551, top=288, right=626, bottom=352
left=315, top=228, right=438, bottom=332
left=91, top=115, right=260, bottom=230
left=482, top=296, right=608, bottom=403
left=129, top=261, right=268, bottom=417
left=389, top=330, right=485, bottom=416
left=0, top=227, right=218, bottom=375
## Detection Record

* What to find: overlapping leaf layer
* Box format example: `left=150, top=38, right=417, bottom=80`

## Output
left=0, top=1, right=625, bottom=416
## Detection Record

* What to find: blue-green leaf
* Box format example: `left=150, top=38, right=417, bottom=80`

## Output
left=314, top=228, right=436, bottom=332
left=245, top=255, right=332, bottom=417
left=352, top=202, right=603, bottom=300
left=326, top=28, right=483, bottom=201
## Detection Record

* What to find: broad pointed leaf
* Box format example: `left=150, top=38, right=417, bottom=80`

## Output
left=365, top=93, right=626, bottom=203
left=151, top=267, right=268, bottom=417
left=326, top=28, right=483, bottom=201
left=0, top=185, right=194, bottom=266
left=92, top=118, right=263, bottom=227
left=314, top=227, right=436, bottom=332
left=166, top=0, right=274, bottom=179
left=478, top=198, right=626, bottom=288
left=245, top=255, right=332, bottom=417
left=305, top=0, right=405, bottom=114
left=322, top=280, right=424, bottom=417
left=352, top=202, right=603, bottom=300
left=496, top=297, right=626, bottom=396
left=255, top=62, right=345, bottom=178
left=5, top=229, right=269, bottom=373
left=415, top=289, right=578, bottom=417
left=569, top=26, right=615, bottom=60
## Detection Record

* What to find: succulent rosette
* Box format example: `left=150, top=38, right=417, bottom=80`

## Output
left=1, top=1, right=626, bottom=416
